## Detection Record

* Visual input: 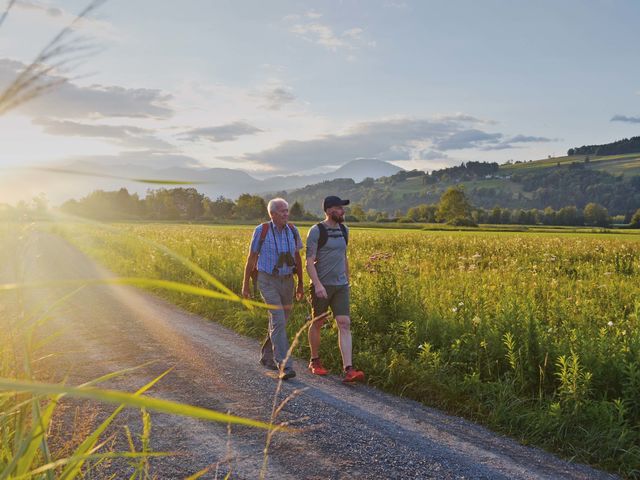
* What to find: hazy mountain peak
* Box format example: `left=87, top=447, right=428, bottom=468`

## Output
left=330, top=159, right=403, bottom=182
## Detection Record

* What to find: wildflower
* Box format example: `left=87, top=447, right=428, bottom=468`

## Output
left=452, top=307, right=457, bottom=313
left=607, top=321, right=614, bottom=327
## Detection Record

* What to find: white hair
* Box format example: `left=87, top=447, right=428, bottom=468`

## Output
left=267, top=197, right=288, bottom=214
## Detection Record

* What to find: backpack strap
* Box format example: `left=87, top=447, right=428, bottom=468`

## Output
left=257, top=222, right=299, bottom=255
left=256, top=222, right=270, bottom=254
left=339, top=223, right=348, bottom=246
left=251, top=222, right=270, bottom=293
left=316, top=222, right=328, bottom=250
left=287, top=223, right=300, bottom=246
left=316, top=222, right=348, bottom=250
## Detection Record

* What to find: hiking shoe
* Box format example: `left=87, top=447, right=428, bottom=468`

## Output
left=342, top=367, right=365, bottom=383
left=259, top=358, right=278, bottom=371
left=308, top=358, right=329, bottom=376
left=279, top=369, right=296, bottom=381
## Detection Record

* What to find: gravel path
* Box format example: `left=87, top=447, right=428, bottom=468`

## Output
left=12, top=231, right=618, bottom=479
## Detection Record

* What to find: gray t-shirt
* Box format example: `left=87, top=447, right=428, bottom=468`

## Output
left=306, top=223, right=349, bottom=286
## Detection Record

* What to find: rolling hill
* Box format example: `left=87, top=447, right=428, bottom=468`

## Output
left=286, top=153, right=640, bottom=216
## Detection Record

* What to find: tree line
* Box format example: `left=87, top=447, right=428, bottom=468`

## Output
left=397, top=196, right=640, bottom=228
left=567, top=135, right=640, bottom=156
left=58, top=188, right=316, bottom=222
left=45, top=185, right=640, bottom=228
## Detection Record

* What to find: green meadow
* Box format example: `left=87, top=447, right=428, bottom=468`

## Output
left=48, top=222, right=640, bottom=478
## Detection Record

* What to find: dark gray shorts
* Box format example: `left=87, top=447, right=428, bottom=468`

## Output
left=311, top=284, right=350, bottom=318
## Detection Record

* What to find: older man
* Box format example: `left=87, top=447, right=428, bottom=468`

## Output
left=242, top=198, right=303, bottom=380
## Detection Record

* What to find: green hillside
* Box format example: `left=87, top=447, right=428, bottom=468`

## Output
left=500, top=152, right=640, bottom=176
left=287, top=152, right=640, bottom=217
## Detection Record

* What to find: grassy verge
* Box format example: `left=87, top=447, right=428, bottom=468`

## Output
left=0, top=222, right=280, bottom=479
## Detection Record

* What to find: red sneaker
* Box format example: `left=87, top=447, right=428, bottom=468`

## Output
left=308, top=358, right=329, bottom=376
left=343, top=367, right=365, bottom=383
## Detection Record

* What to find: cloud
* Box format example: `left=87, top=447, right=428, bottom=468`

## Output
left=481, top=143, right=520, bottom=151
left=33, top=117, right=175, bottom=150
left=65, top=150, right=204, bottom=169
left=476, top=134, right=556, bottom=151
left=236, top=116, right=506, bottom=173
left=285, top=15, right=374, bottom=53
left=305, top=10, right=323, bottom=19
left=0, top=58, right=174, bottom=119
left=259, top=87, right=296, bottom=110
left=178, top=121, right=263, bottom=142
left=232, top=115, right=553, bottom=174
left=34, top=117, right=147, bottom=137
left=414, top=149, right=448, bottom=160
left=508, top=134, right=554, bottom=143
left=433, top=113, right=496, bottom=125
left=433, top=129, right=502, bottom=150
left=611, top=114, right=640, bottom=124
left=289, top=23, right=345, bottom=51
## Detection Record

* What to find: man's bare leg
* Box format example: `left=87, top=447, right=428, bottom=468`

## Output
left=308, top=318, right=324, bottom=359
left=335, top=315, right=352, bottom=369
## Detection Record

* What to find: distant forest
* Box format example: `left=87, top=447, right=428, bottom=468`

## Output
left=4, top=156, right=638, bottom=227
left=46, top=181, right=640, bottom=228
left=568, top=136, right=640, bottom=156
left=286, top=161, right=640, bottom=218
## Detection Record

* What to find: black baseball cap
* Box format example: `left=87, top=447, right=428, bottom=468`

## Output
left=323, top=195, right=350, bottom=211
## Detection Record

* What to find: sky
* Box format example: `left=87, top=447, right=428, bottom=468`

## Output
left=1, top=0, right=640, bottom=201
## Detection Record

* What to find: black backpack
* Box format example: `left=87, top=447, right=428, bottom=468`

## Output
left=316, top=222, right=348, bottom=250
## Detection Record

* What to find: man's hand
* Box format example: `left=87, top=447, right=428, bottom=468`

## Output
left=242, top=252, right=259, bottom=300
left=295, top=281, right=304, bottom=301
left=314, top=283, right=328, bottom=299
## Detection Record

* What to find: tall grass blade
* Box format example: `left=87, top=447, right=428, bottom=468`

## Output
left=16, top=451, right=171, bottom=480
left=58, top=368, right=173, bottom=480
left=0, top=378, right=279, bottom=430
left=0, top=277, right=275, bottom=310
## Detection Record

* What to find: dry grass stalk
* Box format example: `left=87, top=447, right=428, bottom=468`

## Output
left=0, top=0, right=107, bottom=116
left=259, top=309, right=330, bottom=480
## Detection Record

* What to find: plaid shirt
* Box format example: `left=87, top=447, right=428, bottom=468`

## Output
left=250, top=222, right=302, bottom=276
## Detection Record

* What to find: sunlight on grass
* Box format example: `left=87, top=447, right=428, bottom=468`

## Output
left=0, top=220, right=287, bottom=478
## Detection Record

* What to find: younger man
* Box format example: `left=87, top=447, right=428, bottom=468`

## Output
left=306, top=196, right=365, bottom=383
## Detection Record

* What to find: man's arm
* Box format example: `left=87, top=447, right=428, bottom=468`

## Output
left=345, top=252, right=350, bottom=284
left=242, top=251, right=259, bottom=298
left=306, top=256, right=327, bottom=299
left=294, top=250, right=304, bottom=300
left=305, top=226, right=327, bottom=298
